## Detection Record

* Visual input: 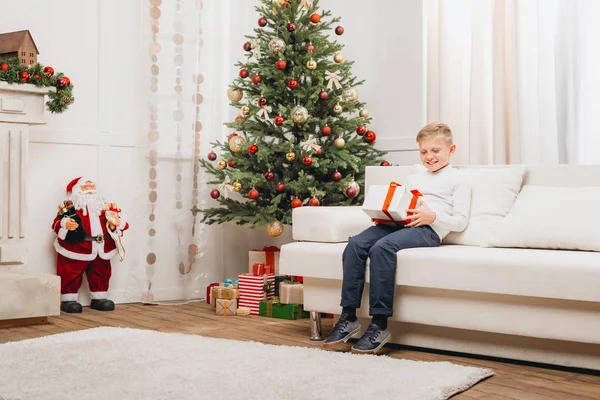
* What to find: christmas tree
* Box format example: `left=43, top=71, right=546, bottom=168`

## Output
left=197, top=0, right=387, bottom=237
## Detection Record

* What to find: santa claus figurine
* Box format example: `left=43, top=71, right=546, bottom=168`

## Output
left=51, top=177, right=128, bottom=313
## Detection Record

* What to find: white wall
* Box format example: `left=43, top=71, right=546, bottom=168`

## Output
left=0, top=0, right=424, bottom=302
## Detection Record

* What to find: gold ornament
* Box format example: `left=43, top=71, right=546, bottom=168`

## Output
left=266, top=220, right=284, bottom=237
left=333, top=53, right=344, bottom=63
left=343, top=179, right=360, bottom=197
left=334, top=137, right=345, bottom=148
left=217, top=159, right=227, bottom=170
left=341, top=88, right=358, bottom=104
left=269, top=37, right=286, bottom=53
left=227, top=87, right=243, bottom=102
left=241, top=105, right=250, bottom=115
left=359, top=109, right=369, bottom=118
left=286, top=152, right=296, bottom=162
left=233, top=180, right=242, bottom=192
left=228, top=135, right=246, bottom=153
left=333, top=104, right=343, bottom=114
left=306, top=59, right=317, bottom=70
left=291, top=105, right=309, bottom=123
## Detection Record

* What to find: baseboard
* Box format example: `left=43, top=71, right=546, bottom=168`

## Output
left=0, top=316, right=48, bottom=328
left=74, top=286, right=207, bottom=306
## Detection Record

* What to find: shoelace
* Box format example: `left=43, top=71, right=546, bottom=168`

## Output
left=332, top=318, right=350, bottom=334
left=362, top=324, right=381, bottom=344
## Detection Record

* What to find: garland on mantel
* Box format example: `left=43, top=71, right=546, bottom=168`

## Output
left=0, top=57, right=74, bottom=114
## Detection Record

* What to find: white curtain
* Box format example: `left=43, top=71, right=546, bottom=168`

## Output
left=426, top=0, right=600, bottom=165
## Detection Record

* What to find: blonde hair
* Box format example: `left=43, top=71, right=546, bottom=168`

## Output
left=416, top=122, right=453, bottom=145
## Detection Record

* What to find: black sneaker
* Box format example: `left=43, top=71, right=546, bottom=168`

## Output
left=351, top=323, right=391, bottom=354
left=323, top=314, right=361, bottom=349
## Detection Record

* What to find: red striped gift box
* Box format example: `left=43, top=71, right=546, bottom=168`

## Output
left=238, top=273, right=275, bottom=314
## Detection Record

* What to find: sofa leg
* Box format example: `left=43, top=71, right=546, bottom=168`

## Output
left=309, top=311, right=323, bottom=341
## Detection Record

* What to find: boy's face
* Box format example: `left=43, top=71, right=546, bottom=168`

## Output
left=418, top=135, right=456, bottom=172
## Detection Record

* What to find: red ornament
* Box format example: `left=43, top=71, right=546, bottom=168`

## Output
left=251, top=75, right=262, bottom=85
left=210, top=189, right=220, bottom=199
left=235, top=116, right=244, bottom=122
left=43, top=66, right=54, bottom=77
left=243, top=42, right=252, bottom=51
left=321, top=126, right=331, bottom=136
left=291, top=197, right=302, bottom=208
left=306, top=44, right=315, bottom=52
left=265, top=171, right=275, bottom=181
left=287, top=79, right=298, bottom=89
left=380, top=161, right=390, bottom=166
left=0, top=63, right=8, bottom=71
left=228, top=161, right=237, bottom=168
left=19, top=71, right=30, bottom=83
left=309, top=197, right=320, bottom=206
left=346, top=187, right=357, bottom=198
left=332, top=171, right=342, bottom=181
left=258, top=17, right=268, bottom=27
left=284, top=1, right=290, bottom=7
left=276, top=183, right=285, bottom=193
left=274, top=116, right=284, bottom=126
left=319, top=91, right=328, bottom=100
left=356, top=125, right=367, bottom=135
left=63, top=77, right=71, bottom=86
left=239, top=69, right=249, bottom=78
left=335, top=26, right=345, bottom=35
left=310, top=13, right=321, bottom=23
left=365, top=131, right=377, bottom=143
left=303, top=156, right=312, bottom=166
left=315, top=148, right=323, bottom=156
left=248, top=144, right=259, bottom=155
left=248, top=189, right=260, bottom=200
left=287, top=23, right=296, bottom=32
left=258, top=97, right=268, bottom=107
left=57, top=78, right=67, bottom=88
left=276, top=60, right=287, bottom=70
left=208, top=151, right=217, bottom=161
left=33, top=74, right=40, bottom=80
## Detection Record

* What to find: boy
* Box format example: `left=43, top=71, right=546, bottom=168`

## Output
left=324, top=122, right=471, bottom=354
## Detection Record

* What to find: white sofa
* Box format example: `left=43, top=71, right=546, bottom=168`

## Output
left=279, top=165, right=600, bottom=370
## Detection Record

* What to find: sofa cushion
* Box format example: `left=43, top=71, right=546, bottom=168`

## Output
left=279, top=242, right=600, bottom=302
left=485, top=185, right=600, bottom=252
left=442, top=165, right=525, bottom=246
left=292, top=206, right=373, bottom=243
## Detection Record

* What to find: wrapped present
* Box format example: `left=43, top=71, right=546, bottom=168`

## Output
left=252, top=263, right=265, bottom=276
left=224, top=278, right=239, bottom=288
left=210, top=285, right=224, bottom=308
left=274, top=276, right=289, bottom=297
left=236, top=307, right=251, bottom=316
left=259, top=301, right=309, bottom=320
left=248, top=246, right=280, bottom=275
left=238, top=273, right=275, bottom=315
left=206, top=282, right=220, bottom=305
left=216, top=299, right=237, bottom=316
left=280, top=282, right=304, bottom=305
left=362, top=182, right=422, bottom=225
left=217, top=287, right=235, bottom=300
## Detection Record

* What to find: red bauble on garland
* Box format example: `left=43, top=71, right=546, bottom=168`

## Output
left=276, top=183, right=285, bottom=193
left=210, top=189, right=220, bottom=199
left=308, top=197, right=320, bottom=206
left=235, top=115, right=244, bottom=121
left=248, top=189, right=259, bottom=200
left=315, top=148, right=323, bottom=156
left=248, top=144, right=259, bottom=155
left=258, top=17, right=268, bottom=27
left=43, top=66, right=54, bottom=77
left=1, top=63, right=8, bottom=71
left=63, top=77, right=71, bottom=86
left=239, top=69, right=249, bottom=78
left=276, top=60, right=287, bottom=70
left=57, top=78, right=67, bottom=88
left=291, top=197, right=302, bottom=208
left=332, top=171, right=342, bottom=181
left=302, top=156, right=312, bottom=166
left=287, top=79, right=298, bottom=89
left=274, top=116, right=284, bottom=126
left=19, top=71, right=30, bottom=83
left=319, top=91, right=328, bottom=100
left=335, top=26, right=345, bottom=35
left=251, top=75, right=262, bottom=85
left=310, top=13, right=321, bottom=23
left=208, top=151, right=217, bottom=161
left=380, top=161, right=390, bottom=166
left=33, top=74, right=40, bottom=80
left=356, top=125, right=367, bottom=135
left=364, top=131, right=377, bottom=143
left=321, top=125, right=331, bottom=136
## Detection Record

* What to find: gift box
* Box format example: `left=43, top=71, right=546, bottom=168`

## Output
left=274, top=276, right=289, bottom=297
left=248, top=246, right=280, bottom=275
left=206, top=282, right=220, bottom=305
left=216, top=299, right=237, bottom=316
left=238, top=273, right=275, bottom=315
left=210, top=285, right=226, bottom=308
left=259, top=301, right=309, bottom=320
left=223, top=278, right=239, bottom=288
left=362, top=182, right=422, bottom=224
left=252, top=263, right=265, bottom=276
left=279, top=282, right=304, bottom=305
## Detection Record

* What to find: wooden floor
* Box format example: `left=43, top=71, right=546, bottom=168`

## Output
left=1, top=303, right=599, bottom=400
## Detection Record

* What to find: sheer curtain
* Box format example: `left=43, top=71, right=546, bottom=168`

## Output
left=426, top=0, right=600, bottom=165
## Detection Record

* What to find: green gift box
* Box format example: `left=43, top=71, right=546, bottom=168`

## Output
left=259, top=301, right=309, bottom=320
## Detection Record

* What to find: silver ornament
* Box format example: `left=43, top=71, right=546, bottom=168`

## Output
left=334, top=137, right=345, bottom=148
left=269, top=37, right=286, bottom=54
left=341, top=88, right=358, bottom=104
left=291, top=105, right=309, bottom=123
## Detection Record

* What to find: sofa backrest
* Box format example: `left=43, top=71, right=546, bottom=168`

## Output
left=365, top=164, right=600, bottom=190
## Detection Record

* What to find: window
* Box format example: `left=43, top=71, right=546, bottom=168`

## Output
left=30, top=60, right=33, bottom=65
left=21, top=52, right=24, bottom=56
left=30, top=53, right=33, bottom=57
left=22, top=59, right=25, bottom=63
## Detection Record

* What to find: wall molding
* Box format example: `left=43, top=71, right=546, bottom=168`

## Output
left=29, top=128, right=142, bottom=148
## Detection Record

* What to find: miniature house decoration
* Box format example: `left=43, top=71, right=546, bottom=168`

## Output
left=0, top=30, right=39, bottom=67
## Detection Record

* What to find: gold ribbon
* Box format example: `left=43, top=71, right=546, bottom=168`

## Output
left=300, top=134, right=322, bottom=152
left=256, top=105, right=272, bottom=121
left=326, top=70, right=343, bottom=90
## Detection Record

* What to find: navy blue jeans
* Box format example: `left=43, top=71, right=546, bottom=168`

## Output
left=341, top=224, right=440, bottom=317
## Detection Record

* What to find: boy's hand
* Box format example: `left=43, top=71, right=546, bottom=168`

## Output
left=405, top=201, right=436, bottom=227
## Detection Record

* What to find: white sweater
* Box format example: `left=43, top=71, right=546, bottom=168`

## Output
left=404, top=164, right=472, bottom=240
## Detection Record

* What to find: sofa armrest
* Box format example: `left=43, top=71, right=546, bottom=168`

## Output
left=292, top=206, right=374, bottom=243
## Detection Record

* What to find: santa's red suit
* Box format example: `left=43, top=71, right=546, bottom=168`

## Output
left=52, top=177, right=128, bottom=308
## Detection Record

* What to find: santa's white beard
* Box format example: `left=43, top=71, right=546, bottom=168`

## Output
left=70, top=191, right=106, bottom=216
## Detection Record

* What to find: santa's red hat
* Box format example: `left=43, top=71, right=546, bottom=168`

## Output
left=66, top=177, right=82, bottom=195
left=66, top=176, right=95, bottom=195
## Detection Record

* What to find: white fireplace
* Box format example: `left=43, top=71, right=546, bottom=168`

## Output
left=0, top=81, right=60, bottom=325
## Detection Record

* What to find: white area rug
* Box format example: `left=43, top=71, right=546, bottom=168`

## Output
left=0, top=327, right=493, bottom=400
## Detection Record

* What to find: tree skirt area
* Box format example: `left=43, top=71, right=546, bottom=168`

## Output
left=0, top=327, right=493, bottom=400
